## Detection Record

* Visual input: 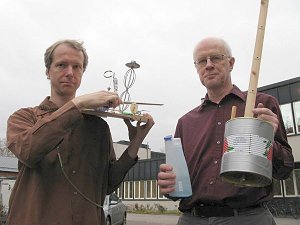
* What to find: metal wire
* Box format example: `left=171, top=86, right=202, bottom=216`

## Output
left=102, top=61, right=139, bottom=113
left=57, top=148, right=103, bottom=208
left=119, top=68, right=137, bottom=111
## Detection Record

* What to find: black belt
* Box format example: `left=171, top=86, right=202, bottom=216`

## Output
left=184, top=204, right=263, bottom=217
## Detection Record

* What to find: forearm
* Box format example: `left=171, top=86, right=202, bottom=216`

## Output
left=7, top=102, right=82, bottom=167
left=126, top=137, right=145, bottom=159
left=107, top=150, right=137, bottom=192
left=272, top=140, right=294, bottom=180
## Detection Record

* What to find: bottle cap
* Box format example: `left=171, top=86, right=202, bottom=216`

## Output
left=164, top=135, right=173, bottom=141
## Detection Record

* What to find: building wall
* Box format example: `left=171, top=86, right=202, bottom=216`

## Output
left=113, top=141, right=151, bottom=160
left=258, top=77, right=300, bottom=165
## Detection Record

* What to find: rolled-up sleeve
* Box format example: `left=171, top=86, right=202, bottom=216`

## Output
left=6, top=101, right=83, bottom=168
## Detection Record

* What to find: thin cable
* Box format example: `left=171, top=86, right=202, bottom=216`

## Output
left=57, top=149, right=103, bottom=208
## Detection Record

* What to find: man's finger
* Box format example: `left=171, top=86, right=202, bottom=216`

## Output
left=257, top=103, right=264, bottom=108
left=124, top=119, right=132, bottom=126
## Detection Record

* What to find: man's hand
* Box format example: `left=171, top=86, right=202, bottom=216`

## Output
left=124, top=114, right=155, bottom=158
left=124, top=113, right=155, bottom=141
left=157, top=164, right=176, bottom=194
left=252, top=103, right=279, bottom=133
left=72, top=90, right=122, bottom=110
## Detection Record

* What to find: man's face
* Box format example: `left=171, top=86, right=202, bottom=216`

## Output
left=193, top=40, right=234, bottom=90
left=46, top=43, right=84, bottom=98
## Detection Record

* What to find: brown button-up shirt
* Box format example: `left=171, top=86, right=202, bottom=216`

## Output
left=6, top=97, right=137, bottom=225
left=174, top=85, right=294, bottom=211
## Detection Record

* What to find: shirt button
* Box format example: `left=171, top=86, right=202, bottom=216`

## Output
left=74, top=191, right=78, bottom=195
left=217, top=122, right=221, bottom=125
left=217, top=141, right=220, bottom=144
left=214, top=160, right=218, bottom=164
left=72, top=170, right=76, bottom=174
left=209, top=181, right=214, bottom=185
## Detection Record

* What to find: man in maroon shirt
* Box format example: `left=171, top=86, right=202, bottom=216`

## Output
left=158, top=37, right=294, bottom=225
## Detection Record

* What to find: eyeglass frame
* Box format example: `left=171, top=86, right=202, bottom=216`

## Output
left=194, top=54, right=231, bottom=68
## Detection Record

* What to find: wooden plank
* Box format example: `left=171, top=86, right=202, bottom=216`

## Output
left=81, top=109, right=148, bottom=122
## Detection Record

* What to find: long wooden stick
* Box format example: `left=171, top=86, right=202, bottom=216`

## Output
left=231, top=106, right=237, bottom=119
left=244, top=0, right=269, bottom=117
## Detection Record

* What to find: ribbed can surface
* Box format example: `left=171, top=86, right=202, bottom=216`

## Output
left=220, top=117, right=274, bottom=187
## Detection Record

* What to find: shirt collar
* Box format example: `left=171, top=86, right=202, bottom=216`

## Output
left=198, top=85, right=246, bottom=111
left=38, top=96, right=59, bottom=112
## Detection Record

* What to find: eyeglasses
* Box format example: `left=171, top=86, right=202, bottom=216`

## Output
left=194, top=54, right=230, bottom=68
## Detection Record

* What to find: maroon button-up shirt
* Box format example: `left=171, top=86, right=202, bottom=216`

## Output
left=6, top=97, right=137, bottom=225
left=174, top=85, right=294, bottom=211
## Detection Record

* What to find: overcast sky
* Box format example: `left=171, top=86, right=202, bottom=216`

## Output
left=0, top=0, right=299, bottom=152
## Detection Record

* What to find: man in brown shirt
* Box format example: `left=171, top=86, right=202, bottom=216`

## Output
left=158, top=37, right=294, bottom=225
left=6, top=39, right=154, bottom=225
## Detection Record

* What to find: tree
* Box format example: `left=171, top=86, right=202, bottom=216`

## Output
left=0, top=138, right=15, bottom=158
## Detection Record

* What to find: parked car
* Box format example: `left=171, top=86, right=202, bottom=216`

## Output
left=103, top=193, right=127, bottom=225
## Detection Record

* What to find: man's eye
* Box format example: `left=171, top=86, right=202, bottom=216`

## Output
left=57, top=63, right=66, bottom=68
left=199, top=59, right=207, bottom=64
left=211, top=55, right=221, bottom=60
left=73, top=65, right=82, bottom=70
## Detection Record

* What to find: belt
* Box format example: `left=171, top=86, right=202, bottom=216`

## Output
left=184, top=204, right=263, bottom=217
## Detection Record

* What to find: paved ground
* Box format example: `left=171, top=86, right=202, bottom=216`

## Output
left=127, top=213, right=300, bottom=225
left=274, top=217, right=300, bottom=225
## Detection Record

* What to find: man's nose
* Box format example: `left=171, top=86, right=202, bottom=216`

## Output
left=65, top=65, right=74, bottom=76
left=205, top=58, right=214, bottom=68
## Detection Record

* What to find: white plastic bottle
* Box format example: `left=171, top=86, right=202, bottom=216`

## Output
left=164, top=135, right=192, bottom=198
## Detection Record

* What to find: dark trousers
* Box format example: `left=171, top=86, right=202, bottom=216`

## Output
left=177, top=206, right=276, bottom=225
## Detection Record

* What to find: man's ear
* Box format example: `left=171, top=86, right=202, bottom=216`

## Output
left=229, top=57, right=235, bottom=72
left=46, top=69, right=50, bottom=79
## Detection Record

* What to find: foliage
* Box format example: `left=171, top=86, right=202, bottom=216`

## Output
left=0, top=205, right=7, bottom=225
left=0, top=138, right=15, bottom=157
left=128, top=203, right=181, bottom=215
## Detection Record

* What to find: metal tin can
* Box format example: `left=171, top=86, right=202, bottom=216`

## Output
left=220, top=117, right=274, bottom=187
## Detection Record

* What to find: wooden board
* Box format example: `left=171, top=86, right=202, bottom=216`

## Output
left=81, top=109, right=148, bottom=122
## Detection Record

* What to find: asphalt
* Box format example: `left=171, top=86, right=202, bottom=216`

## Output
left=274, top=217, right=300, bottom=225
left=127, top=213, right=300, bottom=225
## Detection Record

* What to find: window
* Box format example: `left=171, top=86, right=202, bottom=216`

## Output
left=114, top=187, right=121, bottom=199
left=293, top=101, right=300, bottom=134
left=272, top=170, right=299, bottom=197
left=134, top=181, right=145, bottom=199
left=158, top=185, right=167, bottom=199
left=123, top=181, right=133, bottom=199
left=110, top=192, right=119, bottom=202
left=284, top=173, right=296, bottom=196
left=273, top=179, right=282, bottom=197
left=295, top=169, right=300, bottom=196
left=280, top=104, right=295, bottom=135
left=146, top=180, right=157, bottom=199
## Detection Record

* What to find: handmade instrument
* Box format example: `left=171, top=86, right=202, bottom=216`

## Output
left=220, top=0, right=274, bottom=187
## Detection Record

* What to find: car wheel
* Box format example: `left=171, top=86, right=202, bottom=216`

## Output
left=106, top=217, right=111, bottom=225
left=121, top=213, right=127, bottom=225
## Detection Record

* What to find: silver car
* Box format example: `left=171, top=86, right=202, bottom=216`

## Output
left=103, top=193, right=127, bottom=225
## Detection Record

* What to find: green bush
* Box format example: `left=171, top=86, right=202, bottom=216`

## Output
left=128, top=203, right=181, bottom=215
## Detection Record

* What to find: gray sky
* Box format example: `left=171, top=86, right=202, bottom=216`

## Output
left=0, top=0, right=299, bottom=152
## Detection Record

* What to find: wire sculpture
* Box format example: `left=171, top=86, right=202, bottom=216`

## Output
left=103, top=60, right=140, bottom=112
left=82, top=60, right=162, bottom=122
